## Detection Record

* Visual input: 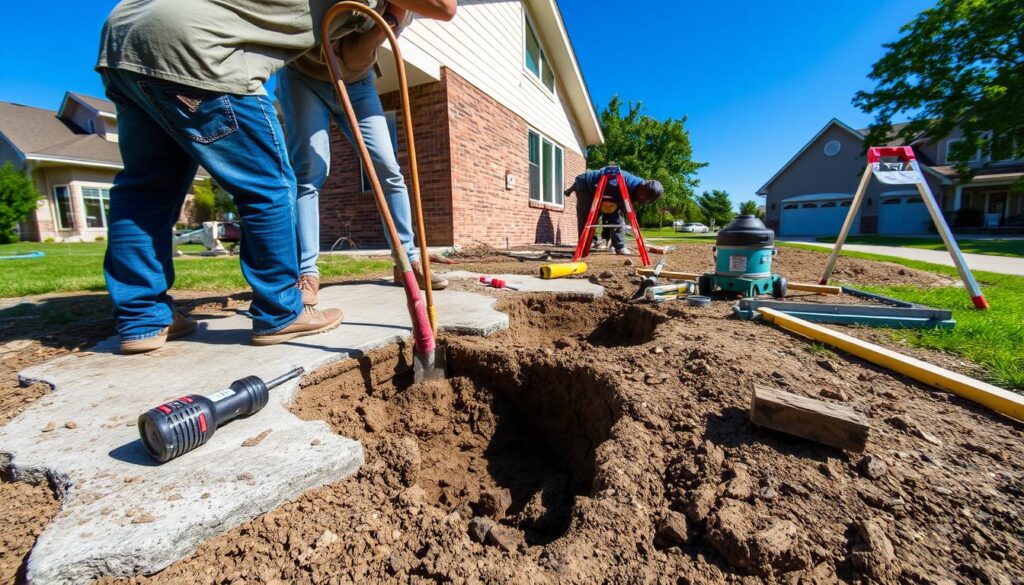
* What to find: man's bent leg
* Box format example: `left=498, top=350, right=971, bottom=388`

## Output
left=333, top=75, right=419, bottom=261
left=101, top=70, right=199, bottom=341
left=276, top=68, right=333, bottom=278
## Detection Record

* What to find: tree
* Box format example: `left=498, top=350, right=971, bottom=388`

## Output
left=191, top=179, right=235, bottom=222
left=854, top=0, right=1024, bottom=182
left=738, top=200, right=763, bottom=218
left=696, top=190, right=734, bottom=228
left=587, top=96, right=708, bottom=225
left=0, top=163, right=40, bottom=243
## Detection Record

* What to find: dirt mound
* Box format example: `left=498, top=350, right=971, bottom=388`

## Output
left=102, top=280, right=1022, bottom=584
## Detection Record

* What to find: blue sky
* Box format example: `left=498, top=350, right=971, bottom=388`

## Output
left=0, top=1, right=934, bottom=210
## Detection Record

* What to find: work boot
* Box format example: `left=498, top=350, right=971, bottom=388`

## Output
left=615, top=247, right=633, bottom=256
left=297, top=274, right=320, bottom=306
left=120, top=310, right=198, bottom=355
left=250, top=306, right=344, bottom=346
left=393, top=260, right=449, bottom=290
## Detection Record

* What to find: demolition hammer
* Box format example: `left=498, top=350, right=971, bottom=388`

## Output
left=138, top=367, right=305, bottom=463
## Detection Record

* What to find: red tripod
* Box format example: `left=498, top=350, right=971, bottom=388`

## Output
left=572, top=165, right=651, bottom=267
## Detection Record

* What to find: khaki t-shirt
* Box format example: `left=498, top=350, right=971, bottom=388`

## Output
left=96, top=0, right=381, bottom=95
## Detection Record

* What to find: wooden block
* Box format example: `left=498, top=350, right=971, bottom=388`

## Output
left=750, top=383, right=871, bottom=452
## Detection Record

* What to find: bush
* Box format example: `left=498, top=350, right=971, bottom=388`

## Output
left=44, top=237, right=55, bottom=243
left=0, top=162, right=40, bottom=243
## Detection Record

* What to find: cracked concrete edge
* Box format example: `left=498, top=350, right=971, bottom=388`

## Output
left=28, top=438, right=365, bottom=584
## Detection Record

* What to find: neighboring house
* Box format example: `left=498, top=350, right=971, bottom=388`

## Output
left=318, top=0, right=603, bottom=249
left=0, top=92, right=204, bottom=242
left=757, top=118, right=1024, bottom=237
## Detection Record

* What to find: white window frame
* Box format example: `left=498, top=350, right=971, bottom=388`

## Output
left=359, top=111, right=399, bottom=193
left=522, top=10, right=555, bottom=95
left=79, top=184, right=112, bottom=229
left=944, top=138, right=983, bottom=164
left=52, top=184, right=74, bottom=230
left=528, top=129, right=564, bottom=207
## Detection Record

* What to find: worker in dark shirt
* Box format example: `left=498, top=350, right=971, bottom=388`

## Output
left=564, top=169, right=663, bottom=255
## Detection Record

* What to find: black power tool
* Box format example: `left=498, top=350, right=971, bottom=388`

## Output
left=138, top=367, right=305, bottom=463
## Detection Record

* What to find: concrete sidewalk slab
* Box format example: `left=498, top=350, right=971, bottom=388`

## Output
left=445, top=271, right=605, bottom=299
left=0, top=282, right=520, bottom=584
left=786, top=240, right=1024, bottom=276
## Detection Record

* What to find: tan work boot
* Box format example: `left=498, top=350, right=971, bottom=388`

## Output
left=393, top=260, right=449, bottom=290
left=298, top=274, right=320, bottom=306
left=120, top=310, right=198, bottom=355
left=250, top=305, right=343, bottom=346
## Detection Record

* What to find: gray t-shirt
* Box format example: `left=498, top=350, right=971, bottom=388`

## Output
left=96, top=0, right=380, bottom=95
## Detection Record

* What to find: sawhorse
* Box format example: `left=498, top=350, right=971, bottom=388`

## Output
left=572, top=165, right=651, bottom=267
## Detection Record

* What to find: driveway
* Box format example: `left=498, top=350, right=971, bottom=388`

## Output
left=785, top=240, right=1024, bottom=276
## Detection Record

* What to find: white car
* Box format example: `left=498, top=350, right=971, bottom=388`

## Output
left=676, top=222, right=710, bottom=233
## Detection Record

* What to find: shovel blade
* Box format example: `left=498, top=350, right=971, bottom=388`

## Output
left=413, top=345, right=447, bottom=383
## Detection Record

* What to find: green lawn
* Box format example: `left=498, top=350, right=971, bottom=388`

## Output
left=0, top=242, right=390, bottom=298
left=813, top=235, right=1024, bottom=258
left=786, top=242, right=1024, bottom=390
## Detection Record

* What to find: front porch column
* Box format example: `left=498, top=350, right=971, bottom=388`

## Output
left=952, top=185, right=962, bottom=211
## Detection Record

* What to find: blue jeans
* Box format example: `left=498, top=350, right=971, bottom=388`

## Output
left=276, top=67, right=418, bottom=276
left=101, top=69, right=303, bottom=338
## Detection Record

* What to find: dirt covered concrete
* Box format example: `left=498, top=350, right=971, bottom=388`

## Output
left=3, top=246, right=1021, bottom=584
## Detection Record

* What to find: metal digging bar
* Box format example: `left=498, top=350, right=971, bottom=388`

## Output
left=321, top=2, right=444, bottom=381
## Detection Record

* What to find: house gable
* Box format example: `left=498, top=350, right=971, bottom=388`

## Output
left=394, top=0, right=601, bottom=154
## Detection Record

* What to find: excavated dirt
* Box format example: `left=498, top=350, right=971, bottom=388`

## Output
left=3, top=247, right=1020, bottom=584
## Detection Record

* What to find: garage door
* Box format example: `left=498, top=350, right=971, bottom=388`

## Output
left=780, top=200, right=858, bottom=236
left=878, top=195, right=932, bottom=234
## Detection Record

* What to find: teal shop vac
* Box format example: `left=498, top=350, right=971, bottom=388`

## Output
left=698, top=215, right=787, bottom=298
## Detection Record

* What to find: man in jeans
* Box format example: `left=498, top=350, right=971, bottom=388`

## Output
left=565, top=169, right=664, bottom=255
left=278, top=0, right=454, bottom=306
left=94, top=0, right=388, bottom=352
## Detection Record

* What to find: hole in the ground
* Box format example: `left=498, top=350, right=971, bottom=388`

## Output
left=500, top=295, right=666, bottom=349
left=291, top=328, right=621, bottom=546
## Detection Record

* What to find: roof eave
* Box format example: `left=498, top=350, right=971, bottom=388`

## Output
left=528, top=0, right=603, bottom=146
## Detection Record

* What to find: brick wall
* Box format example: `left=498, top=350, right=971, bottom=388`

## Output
left=446, top=70, right=584, bottom=247
left=319, top=68, right=585, bottom=250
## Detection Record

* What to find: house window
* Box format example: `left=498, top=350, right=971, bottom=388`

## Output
left=944, top=138, right=983, bottom=164
left=53, top=185, right=74, bottom=230
left=359, top=111, right=399, bottom=192
left=81, top=186, right=111, bottom=228
left=528, top=129, right=563, bottom=206
left=524, top=13, right=555, bottom=93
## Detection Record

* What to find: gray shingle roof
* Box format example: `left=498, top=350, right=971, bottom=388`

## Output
left=0, top=101, right=122, bottom=167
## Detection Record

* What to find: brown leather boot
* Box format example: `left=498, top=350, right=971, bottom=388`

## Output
left=120, top=310, right=198, bottom=354
left=393, top=260, right=449, bottom=290
left=297, top=274, right=320, bottom=306
left=250, top=306, right=343, bottom=346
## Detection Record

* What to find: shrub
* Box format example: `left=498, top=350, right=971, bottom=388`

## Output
left=0, top=162, right=40, bottom=243
left=954, top=207, right=984, bottom=228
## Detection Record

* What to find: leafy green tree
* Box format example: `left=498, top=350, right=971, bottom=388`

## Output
left=854, top=0, right=1023, bottom=181
left=696, top=190, right=734, bottom=228
left=587, top=96, right=708, bottom=225
left=738, top=200, right=763, bottom=218
left=0, top=163, right=40, bottom=243
left=191, top=179, right=235, bottom=221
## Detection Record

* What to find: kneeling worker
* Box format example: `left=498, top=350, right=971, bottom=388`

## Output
left=564, top=169, right=663, bottom=255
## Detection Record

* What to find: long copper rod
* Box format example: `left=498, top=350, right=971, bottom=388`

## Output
left=321, top=2, right=437, bottom=348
